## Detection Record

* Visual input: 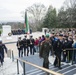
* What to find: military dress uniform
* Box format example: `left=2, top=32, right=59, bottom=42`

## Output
left=23, top=36, right=29, bottom=56
left=39, top=40, right=52, bottom=69
left=53, top=39, right=63, bottom=69
left=29, top=36, right=35, bottom=55
left=17, top=38, right=23, bottom=57
left=39, top=34, right=52, bottom=69
left=62, top=39, right=68, bottom=62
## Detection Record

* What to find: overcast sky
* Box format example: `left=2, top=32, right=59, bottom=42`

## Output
left=0, top=0, right=65, bottom=22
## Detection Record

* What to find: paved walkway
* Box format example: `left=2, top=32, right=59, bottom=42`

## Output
left=0, top=58, right=23, bottom=75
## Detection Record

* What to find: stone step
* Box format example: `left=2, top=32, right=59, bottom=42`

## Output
left=19, top=54, right=76, bottom=75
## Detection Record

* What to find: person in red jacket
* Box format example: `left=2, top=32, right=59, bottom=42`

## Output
left=34, top=38, right=39, bottom=52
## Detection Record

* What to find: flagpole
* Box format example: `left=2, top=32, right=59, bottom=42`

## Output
left=25, top=10, right=30, bottom=38
left=26, top=10, right=30, bottom=34
left=24, top=11, right=26, bottom=33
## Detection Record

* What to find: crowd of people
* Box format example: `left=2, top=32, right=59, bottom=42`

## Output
left=11, top=29, right=32, bottom=35
left=11, top=29, right=25, bottom=35
left=16, top=28, right=76, bottom=75
left=44, top=29, right=76, bottom=69
left=16, top=35, right=45, bottom=57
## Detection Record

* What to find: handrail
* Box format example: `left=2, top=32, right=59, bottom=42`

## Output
left=64, top=48, right=76, bottom=50
left=4, top=41, right=17, bottom=44
left=16, top=58, right=63, bottom=75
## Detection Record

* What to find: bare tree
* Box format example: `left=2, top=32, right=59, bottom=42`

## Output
left=26, top=3, right=46, bottom=28
left=59, top=0, right=76, bottom=28
left=63, top=0, right=76, bottom=9
left=27, top=3, right=46, bottom=20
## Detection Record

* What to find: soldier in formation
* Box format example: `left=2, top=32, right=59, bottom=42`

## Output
left=23, top=35, right=29, bottom=56
left=29, top=36, right=35, bottom=55
left=17, top=37, right=23, bottom=57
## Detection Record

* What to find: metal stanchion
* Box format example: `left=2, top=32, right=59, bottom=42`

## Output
left=10, top=50, right=11, bottom=59
left=68, top=50, right=69, bottom=62
left=23, top=62, right=26, bottom=75
left=7, top=49, right=11, bottom=59
left=17, top=59, right=19, bottom=74
left=72, top=49, right=74, bottom=65
left=12, top=50, right=14, bottom=61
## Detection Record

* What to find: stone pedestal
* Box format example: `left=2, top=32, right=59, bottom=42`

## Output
left=2, top=25, right=11, bottom=36
left=42, top=28, right=49, bottom=33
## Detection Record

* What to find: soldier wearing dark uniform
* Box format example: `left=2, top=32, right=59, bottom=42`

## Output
left=29, top=35, right=35, bottom=55
left=0, top=40, right=7, bottom=66
left=17, top=37, right=23, bottom=57
left=39, top=34, right=52, bottom=75
left=53, top=34, right=63, bottom=69
left=62, top=37, right=68, bottom=62
left=23, top=35, right=29, bottom=56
